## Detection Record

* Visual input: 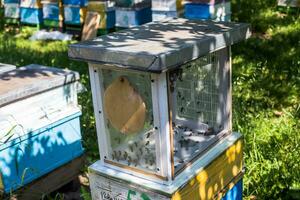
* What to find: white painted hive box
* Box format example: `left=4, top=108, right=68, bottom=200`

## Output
left=0, top=64, right=80, bottom=144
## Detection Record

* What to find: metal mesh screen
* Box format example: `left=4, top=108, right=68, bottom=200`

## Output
left=172, top=52, right=221, bottom=130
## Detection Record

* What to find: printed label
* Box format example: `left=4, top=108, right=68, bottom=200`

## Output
left=89, top=173, right=169, bottom=200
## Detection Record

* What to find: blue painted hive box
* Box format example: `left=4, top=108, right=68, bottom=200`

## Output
left=0, top=64, right=84, bottom=194
left=115, top=5, right=152, bottom=28
left=43, top=3, right=60, bottom=20
left=20, top=7, right=43, bottom=24
left=4, top=0, right=20, bottom=3
left=64, top=5, right=86, bottom=25
left=184, top=0, right=231, bottom=21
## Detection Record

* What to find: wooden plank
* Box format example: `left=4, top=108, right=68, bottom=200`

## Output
left=2, top=155, right=85, bottom=200
left=154, top=72, right=172, bottom=181
left=81, top=11, right=100, bottom=41
left=103, top=76, right=146, bottom=134
left=171, top=139, right=243, bottom=200
left=88, top=64, right=110, bottom=163
left=0, top=64, right=79, bottom=107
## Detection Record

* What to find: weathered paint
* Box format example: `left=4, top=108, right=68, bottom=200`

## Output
left=42, top=3, right=63, bottom=21
left=68, top=18, right=251, bottom=73
left=0, top=111, right=84, bottom=193
left=184, top=2, right=231, bottom=20
left=4, top=3, right=20, bottom=19
left=151, top=0, right=183, bottom=11
left=0, top=64, right=79, bottom=107
left=20, top=7, right=43, bottom=24
left=115, top=6, right=152, bottom=28
left=64, top=5, right=87, bottom=25
left=152, top=10, right=182, bottom=21
left=171, top=139, right=243, bottom=200
left=20, top=0, right=42, bottom=8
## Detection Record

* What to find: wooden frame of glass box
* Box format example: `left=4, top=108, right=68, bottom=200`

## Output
left=87, top=47, right=231, bottom=182
left=69, top=18, right=251, bottom=184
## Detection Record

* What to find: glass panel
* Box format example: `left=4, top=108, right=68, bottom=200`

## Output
left=100, top=69, right=157, bottom=172
left=169, top=51, right=228, bottom=173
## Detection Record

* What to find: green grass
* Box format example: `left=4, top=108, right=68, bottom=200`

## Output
left=1, top=0, right=300, bottom=199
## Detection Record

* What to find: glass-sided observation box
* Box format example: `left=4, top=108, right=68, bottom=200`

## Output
left=69, top=18, right=251, bottom=182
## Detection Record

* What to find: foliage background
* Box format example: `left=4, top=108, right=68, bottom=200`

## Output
left=0, top=0, right=300, bottom=199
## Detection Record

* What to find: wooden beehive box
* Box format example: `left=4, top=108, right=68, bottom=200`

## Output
left=278, top=0, right=300, bottom=7
left=69, top=18, right=251, bottom=199
left=184, top=0, right=231, bottom=21
left=0, top=64, right=84, bottom=194
left=151, top=0, right=183, bottom=21
left=4, top=3, right=20, bottom=19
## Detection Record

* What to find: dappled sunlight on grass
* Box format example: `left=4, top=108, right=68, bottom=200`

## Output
left=231, top=0, right=300, bottom=199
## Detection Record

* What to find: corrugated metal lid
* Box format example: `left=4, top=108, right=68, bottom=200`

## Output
left=68, top=18, right=251, bottom=73
left=0, top=64, right=80, bottom=107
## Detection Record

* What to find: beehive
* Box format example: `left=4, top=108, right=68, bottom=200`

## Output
left=69, top=18, right=251, bottom=199
left=87, top=1, right=116, bottom=30
left=151, top=0, right=183, bottom=21
left=278, top=0, right=300, bottom=7
left=184, top=0, right=231, bottom=21
left=115, top=5, right=152, bottom=27
left=41, top=0, right=64, bottom=28
left=0, top=64, right=84, bottom=193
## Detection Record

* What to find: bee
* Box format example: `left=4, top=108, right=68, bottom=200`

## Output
left=129, top=145, right=133, bottom=152
left=145, top=141, right=150, bottom=146
left=123, top=151, right=128, bottom=160
left=149, top=160, right=154, bottom=166
left=179, top=140, right=184, bottom=148
left=146, top=132, right=151, bottom=138
left=180, top=107, right=185, bottom=113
